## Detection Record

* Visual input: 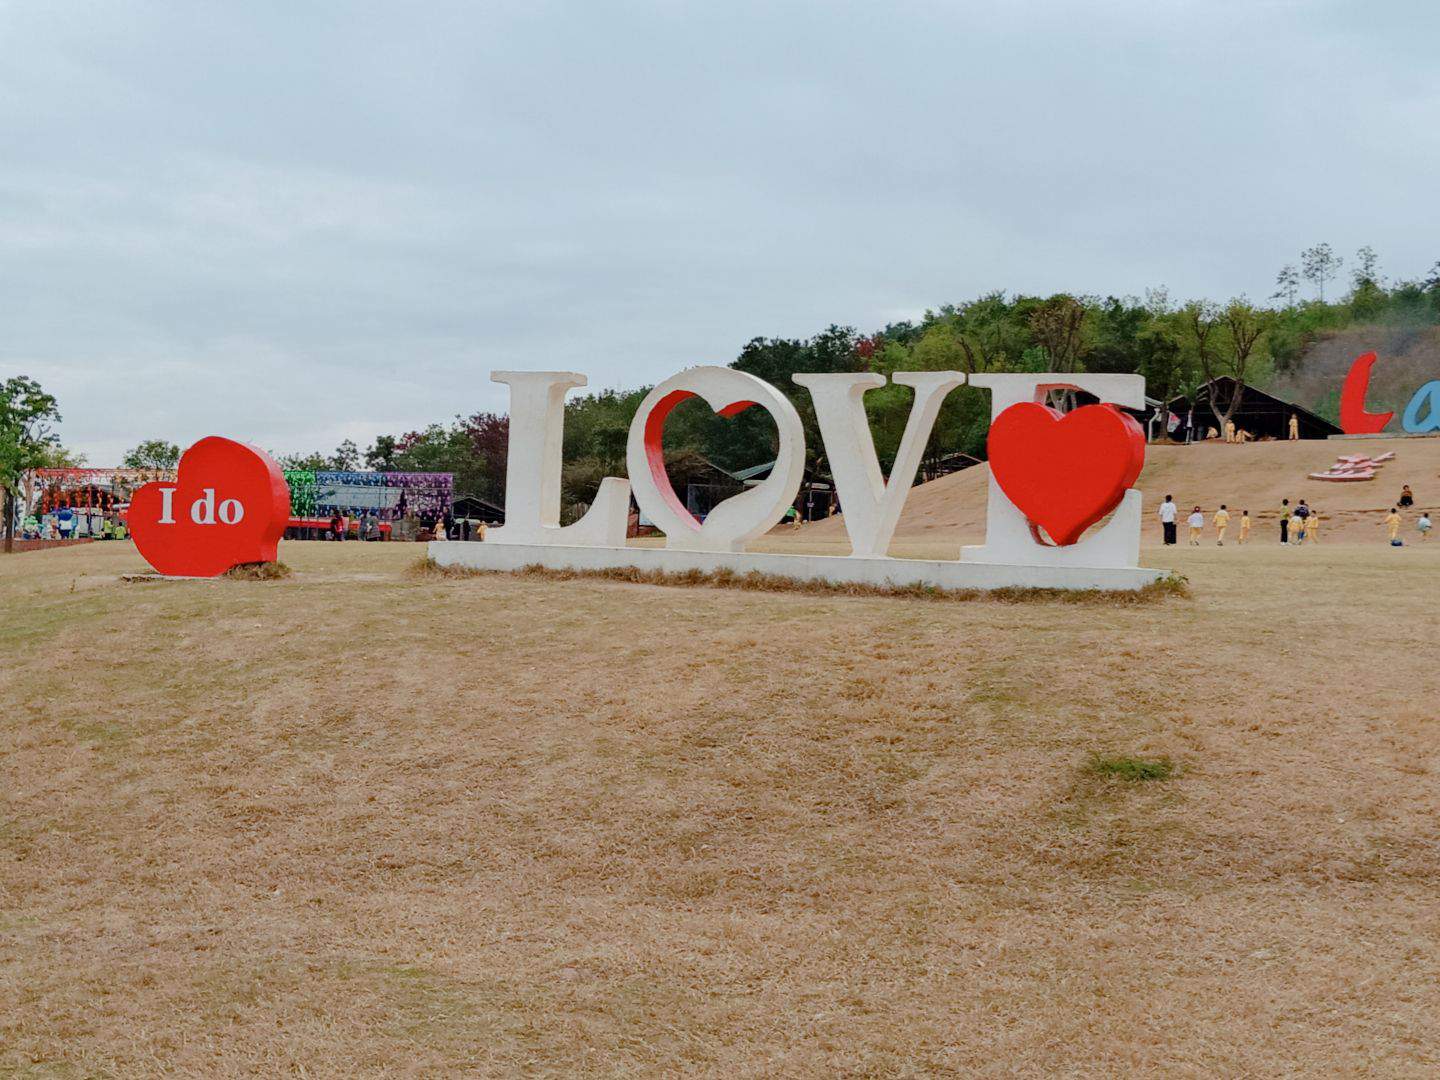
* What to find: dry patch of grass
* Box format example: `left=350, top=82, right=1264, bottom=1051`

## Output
left=413, top=555, right=1191, bottom=605
left=223, top=560, right=293, bottom=581
left=2, top=539, right=1439, bottom=1076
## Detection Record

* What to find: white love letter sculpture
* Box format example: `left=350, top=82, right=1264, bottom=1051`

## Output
left=626, top=366, right=805, bottom=552
left=794, top=370, right=966, bottom=557
left=964, top=373, right=1144, bottom=569
left=485, top=371, right=631, bottom=546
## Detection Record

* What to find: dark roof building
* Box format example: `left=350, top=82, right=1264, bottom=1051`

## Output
left=1166, top=377, right=1340, bottom=442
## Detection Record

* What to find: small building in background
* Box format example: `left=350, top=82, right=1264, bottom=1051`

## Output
left=1165, top=377, right=1341, bottom=442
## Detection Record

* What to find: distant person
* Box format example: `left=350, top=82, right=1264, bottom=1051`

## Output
left=329, top=512, right=343, bottom=540
left=1305, top=508, right=1319, bottom=542
left=1158, top=495, right=1178, bottom=546
left=55, top=505, right=75, bottom=539
left=433, top=517, right=447, bottom=540
left=1290, top=508, right=1305, bottom=544
left=1187, top=506, right=1204, bottom=546
left=785, top=505, right=800, bottom=529
left=1288, top=414, right=1299, bottom=440
left=1399, top=484, right=1414, bottom=508
left=1418, top=512, right=1432, bottom=542
left=1279, top=498, right=1290, bottom=544
left=1385, top=507, right=1402, bottom=544
left=1213, top=504, right=1230, bottom=545
left=476, top=521, right=487, bottom=541
left=1238, top=509, right=1250, bottom=544
left=461, top=518, right=471, bottom=541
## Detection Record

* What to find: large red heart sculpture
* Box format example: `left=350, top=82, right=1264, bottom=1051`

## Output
left=987, top=402, right=1146, bottom=546
left=129, top=437, right=291, bottom=576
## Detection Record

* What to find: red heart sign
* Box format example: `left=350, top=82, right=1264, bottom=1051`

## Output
left=987, top=402, right=1146, bottom=546
left=642, top=389, right=756, bottom=527
left=129, top=437, right=291, bottom=577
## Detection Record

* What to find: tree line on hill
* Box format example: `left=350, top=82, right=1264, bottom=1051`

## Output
left=297, top=244, right=1440, bottom=511
left=9, top=244, right=1440, bottom=536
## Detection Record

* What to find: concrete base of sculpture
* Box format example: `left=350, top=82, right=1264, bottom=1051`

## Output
left=428, top=541, right=1164, bottom=592
left=1328, top=431, right=1440, bottom=440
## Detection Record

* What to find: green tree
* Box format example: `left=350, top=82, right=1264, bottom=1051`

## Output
left=277, top=451, right=330, bottom=471
left=1134, top=327, right=1187, bottom=412
left=1027, top=294, right=1089, bottom=374
left=37, top=445, right=86, bottom=468
left=121, top=439, right=181, bottom=471
left=1, top=376, right=62, bottom=553
left=330, top=439, right=361, bottom=471
left=1087, top=296, right=1151, bottom=374
left=364, top=435, right=398, bottom=470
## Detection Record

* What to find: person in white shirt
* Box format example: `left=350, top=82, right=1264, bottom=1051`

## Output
left=1187, top=506, right=1204, bottom=546
left=1158, top=495, right=1178, bottom=546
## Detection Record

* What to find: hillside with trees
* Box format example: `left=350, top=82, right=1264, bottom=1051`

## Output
left=297, top=245, right=1440, bottom=511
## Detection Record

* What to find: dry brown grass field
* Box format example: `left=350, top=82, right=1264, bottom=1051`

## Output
left=3, top=532, right=1439, bottom=1076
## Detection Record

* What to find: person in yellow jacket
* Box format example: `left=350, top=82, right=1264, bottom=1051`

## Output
left=1288, top=414, right=1300, bottom=440
left=1213, top=504, right=1230, bottom=545
left=1224, top=420, right=1236, bottom=443
left=1385, top=507, right=1402, bottom=542
left=1305, top=508, right=1318, bottom=542
left=1238, top=510, right=1250, bottom=544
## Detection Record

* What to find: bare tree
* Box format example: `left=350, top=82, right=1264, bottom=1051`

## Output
left=1271, top=264, right=1299, bottom=307
left=1301, top=243, right=1343, bottom=302
left=1183, top=300, right=1219, bottom=434
left=1027, top=295, right=1089, bottom=410
left=1194, top=298, right=1269, bottom=431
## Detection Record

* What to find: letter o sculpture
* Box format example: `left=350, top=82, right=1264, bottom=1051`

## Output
left=626, top=366, right=805, bottom=552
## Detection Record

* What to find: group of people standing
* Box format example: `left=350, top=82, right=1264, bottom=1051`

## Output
left=19, top=503, right=127, bottom=542
left=1158, top=484, right=1431, bottom=547
left=1159, top=496, right=1251, bottom=546
left=1157, top=496, right=1308, bottom=547
left=1275, top=499, right=1318, bottom=545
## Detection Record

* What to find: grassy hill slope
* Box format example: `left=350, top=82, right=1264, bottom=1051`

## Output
left=793, top=435, right=1440, bottom=552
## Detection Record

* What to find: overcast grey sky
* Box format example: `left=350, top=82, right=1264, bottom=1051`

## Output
left=2, top=0, right=1436, bottom=463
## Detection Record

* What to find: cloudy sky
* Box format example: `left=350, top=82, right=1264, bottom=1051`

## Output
left=2, top=0, right=1436, bottom=463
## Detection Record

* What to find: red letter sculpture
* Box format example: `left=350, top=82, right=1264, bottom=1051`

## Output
left=1339, top=351, right=1393, bottom=434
